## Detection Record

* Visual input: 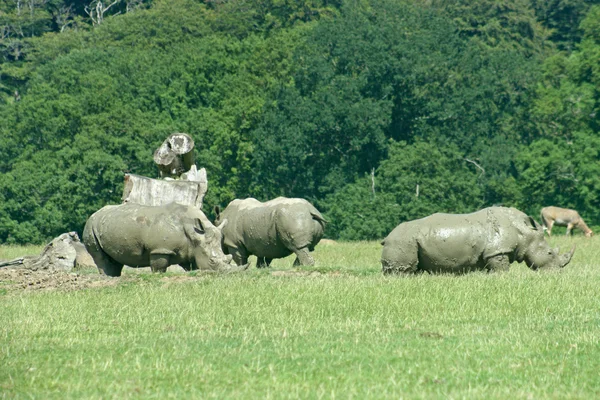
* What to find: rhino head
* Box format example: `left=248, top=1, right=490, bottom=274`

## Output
left=524, top=243, right=575, bottom=270
left=522, top=222, right=575, bottom=270
left=188, top=215, right=248, bottom=272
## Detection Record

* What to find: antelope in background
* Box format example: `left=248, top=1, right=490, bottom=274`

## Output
left=540, top=206, right=593, bottom=237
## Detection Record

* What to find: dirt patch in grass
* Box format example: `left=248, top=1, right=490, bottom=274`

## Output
left=271, top=270, right=342, bottom=277
left=159, top=275, right=199, bottom=286
left=0, top=268, right=121, bottom=292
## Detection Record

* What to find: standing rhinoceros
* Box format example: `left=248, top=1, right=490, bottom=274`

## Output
left=83, top=202, right=247, bottom=277
left=214, top=197, right=327, bottom=267
left=381, top=207, right=575, bottom=275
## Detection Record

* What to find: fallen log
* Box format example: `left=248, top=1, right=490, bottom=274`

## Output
left=0, top=232, right=96, bottom=271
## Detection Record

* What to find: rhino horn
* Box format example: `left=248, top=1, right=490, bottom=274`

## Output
left=560, top=246, right=576, bottom=268
left=217, top=218, right=228, bottom=231
left=222, top=262, right=250, bottom=273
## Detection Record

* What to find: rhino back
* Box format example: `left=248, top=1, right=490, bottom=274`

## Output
left=384, top=211, right=499, bottom=272
left=220, top=198, right=323, bottom=258
left=87, top=203, right=190, bottom=266
left=418, top=214, right=488, bottom=271
left=274, top=203, right=324, bottom=250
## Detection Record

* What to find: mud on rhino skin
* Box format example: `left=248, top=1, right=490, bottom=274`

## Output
left=381, top=206, right=575, bottom=275
left=83, top=202, right=247, bottom=277
left=214, top=197, right=327, bottom=268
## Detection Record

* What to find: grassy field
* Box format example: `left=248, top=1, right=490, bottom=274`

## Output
left=1, top=236, right=599, bottom=398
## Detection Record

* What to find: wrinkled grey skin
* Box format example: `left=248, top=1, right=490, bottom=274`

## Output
left=83, top=203, right=248, bottom=277
left=381, top=207, right=575, bottom=275
left=214, top=197, right=327, bottom=267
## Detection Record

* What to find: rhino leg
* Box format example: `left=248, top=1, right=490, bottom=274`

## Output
left=293, top=247, right=315, bottom=267
left=381, top=239, right=419, bottom=275
left=84, top=233, right=124, bottom=277
left=256, top=257, right=272, bottom=268
left=91, top=249, right=123, bottom=277
left=381, top=259, right=418, bottom=275
left=228, top=247, right=249, bottom=267
left=485, top=254, right=510, bottom=272
left=150, top=254, right=171, bottom=273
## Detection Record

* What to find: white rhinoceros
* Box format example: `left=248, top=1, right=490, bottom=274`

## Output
left=214, top=197, right=327, bottom=267
left=381, top=207, right=575, bottom=275
left=83, top=202, right=247, bottom=276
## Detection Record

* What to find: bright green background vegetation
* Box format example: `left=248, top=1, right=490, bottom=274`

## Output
left=1, top=0, right=600, bottom=243
left=2, top=237, right=600, bottom=398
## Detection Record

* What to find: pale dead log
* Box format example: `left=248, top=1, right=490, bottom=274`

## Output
left=122, top=166, right=208, bottom=209
left=153, top=133, right=196, bottom=178
left=72, top=241, right=97, bottom=269
left=0, top=258, right=24, bottom=268
left=0, top=232, right=95, bottom=271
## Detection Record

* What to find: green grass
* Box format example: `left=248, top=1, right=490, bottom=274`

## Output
left=0, top=244, right=44, bottom=261
left=1, top=237, right=600, bottom=398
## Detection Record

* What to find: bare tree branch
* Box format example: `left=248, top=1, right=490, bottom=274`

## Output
left=85, top=0, right=121, bottom=25
left=371, top=168, right=376, bottom=199
left=464, top=158, right=485, bottom=177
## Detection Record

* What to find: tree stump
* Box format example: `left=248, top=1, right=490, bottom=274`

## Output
left=121, top=165, right=208, bottom=209
left=153, top=133, right=196, bottom=178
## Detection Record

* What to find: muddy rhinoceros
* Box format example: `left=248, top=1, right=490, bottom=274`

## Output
left=83, top=202, right=248, bottom=277
left=214, top=197, right=327, bottom=267
left=381, top=207, right=575, bottom=275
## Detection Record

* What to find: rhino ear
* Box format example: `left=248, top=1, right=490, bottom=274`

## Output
left=214, top=205, right=221, bottom=218
left=527, top=216, right=541, bottom=230
left=217, top=218, right=228, bottom=231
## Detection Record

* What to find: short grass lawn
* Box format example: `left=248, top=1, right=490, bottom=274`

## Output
left=1, top=236, right=599, bottom=398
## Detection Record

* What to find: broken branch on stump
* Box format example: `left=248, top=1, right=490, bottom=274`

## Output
left=153, top=133, right=196, bottom=178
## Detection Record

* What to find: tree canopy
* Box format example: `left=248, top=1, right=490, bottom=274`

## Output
left=1, top=0, right=599, bottom=243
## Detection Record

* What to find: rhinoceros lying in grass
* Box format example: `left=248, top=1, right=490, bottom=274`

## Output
left=83, top=203, right=247, bottom=277
left=381, top=207, right=575, bottom=275
left=214, top=197, right=327, bottom=267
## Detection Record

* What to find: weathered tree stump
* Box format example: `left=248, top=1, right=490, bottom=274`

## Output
left=153, top=133, right=196, bottom=178
left=121, top=165, right=208, bottom=209
left=0, top=232, right=96, bottom=271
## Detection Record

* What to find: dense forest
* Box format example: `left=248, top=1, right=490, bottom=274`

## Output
left=1, top=0, right=599, bottom=243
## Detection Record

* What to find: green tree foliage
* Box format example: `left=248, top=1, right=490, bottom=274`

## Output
left=514, top=135, right=600, bottom=221
left=430, top=0, right=550, bottom=56
left=530, top=0, right=599, bottom=52
left=0, top=0, right=599, bottom=243
left=0, top=0, right=311, bottom=243
left=324, top=141, right=484, bottom=240
left=515, top=5, right=600, bottom=225
left=249, top=0, right=543, bottom=209
left=0, top=0, right=152, bottom=99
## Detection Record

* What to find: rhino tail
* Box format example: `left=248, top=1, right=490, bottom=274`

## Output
left=311, top=212, right=328, bottom=227
left=83, top=223, right=119, bottom=274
